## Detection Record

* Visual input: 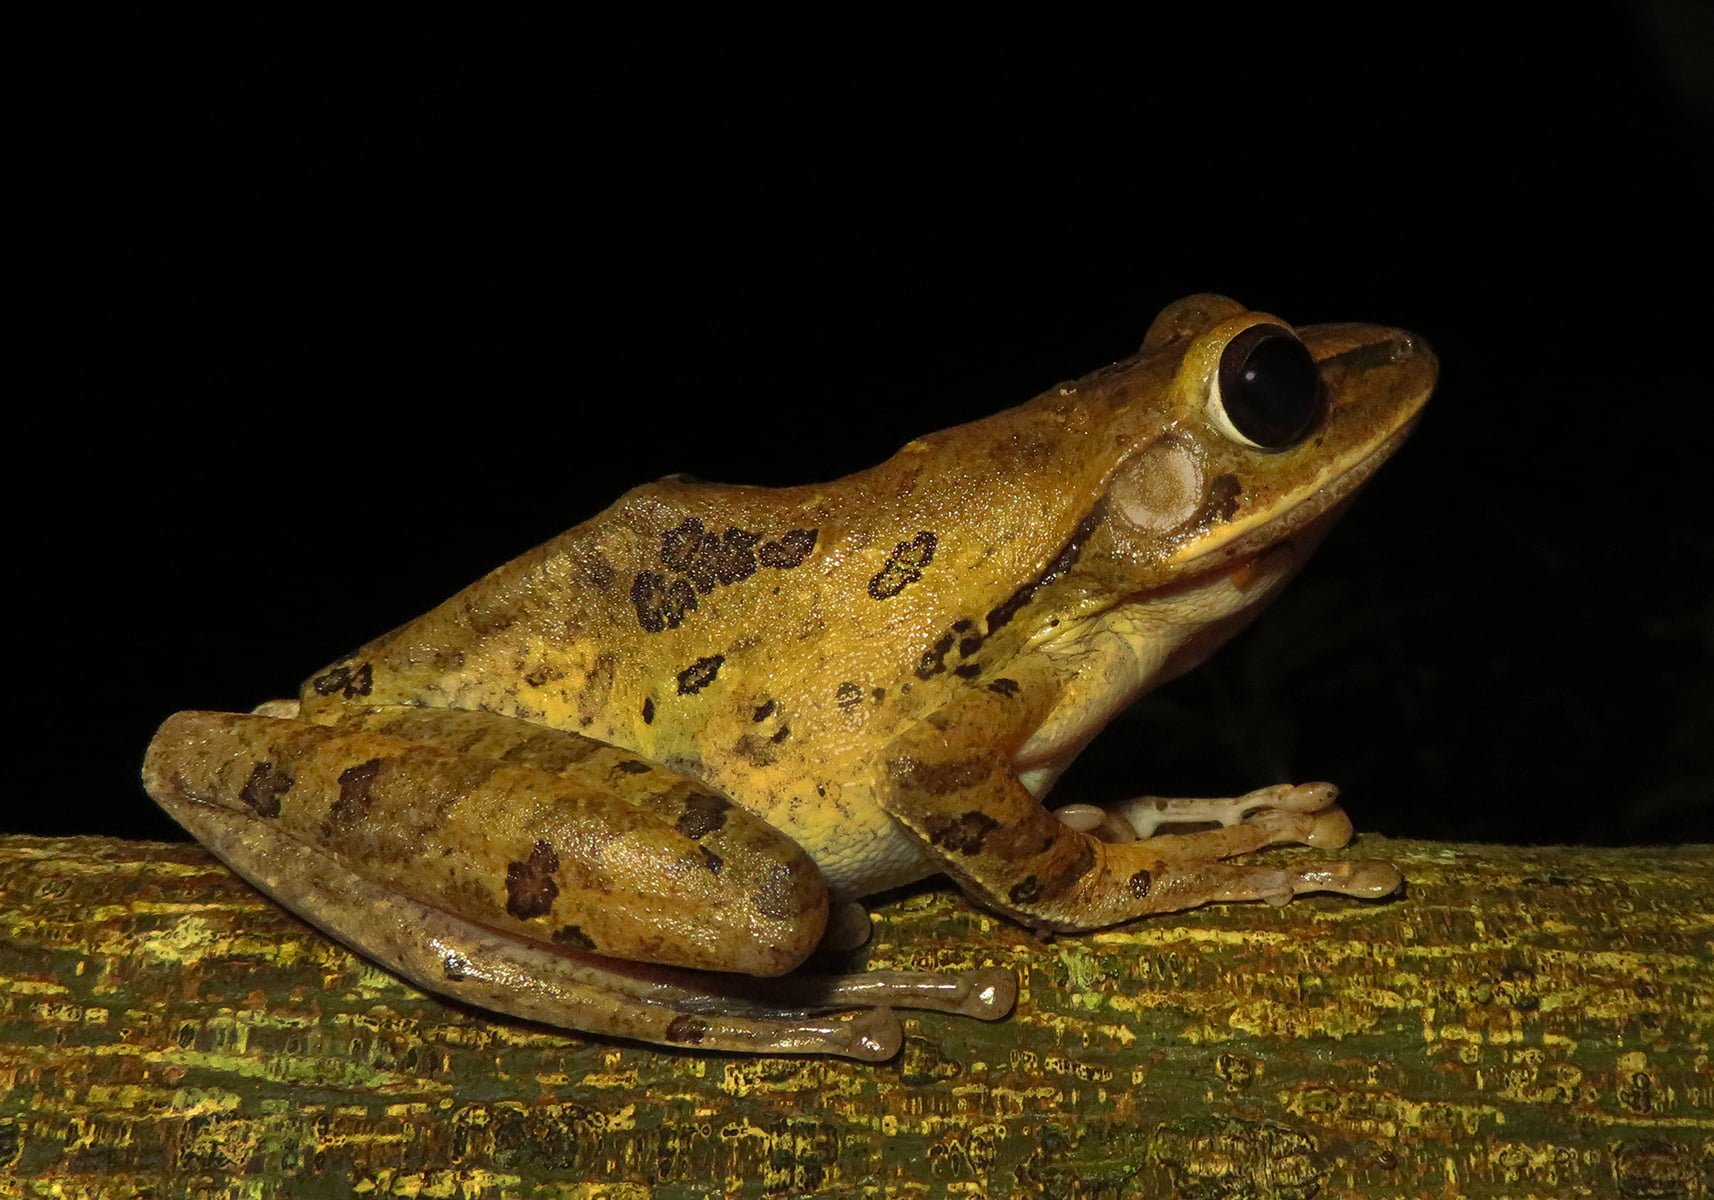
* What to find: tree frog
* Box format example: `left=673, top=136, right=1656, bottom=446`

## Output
left=143, top=295, right=1435, bottom=1060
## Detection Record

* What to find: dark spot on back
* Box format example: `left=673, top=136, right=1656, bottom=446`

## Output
left=835, top=681, right=864, bottom=710
left=914, top=632, right=955, bottom=681
left=731, top=732, right=783, bottom=768
left=676, top=654, right=725, bottom=695
left=757, top=529, right=817, bottom=568
left=717, top=528, right=763, bottom=584
left=631, top=570, right=697, bottom=633
left=1008, top=876, right=1041, bottom=905
left=753, top=699, right=776, bottom=722
left=505, top=840, right=561, bottom=920
left=641, top=697, right=655, bottom=724
left=700, top=846, right=724, bottom=875
left=988, top=678, right=1020, bottom=697
left=1128, top=869, right=1153, bottom=899
left=661, top=517, right=712, bottom=581
left=615, top=759, right=652, bottom=775
left=442, top=952, right=469, bottom=982
left=770, top=725, right=791, bottom=743
left=239, top=761, right=292, bottom=818
left=310, top=662, right=373, bottom=699
left=868, top=530, right=938, bottom=600
left=662, top=517, right=769, bottom=592
left=522, top=662, right=565, bottom=688
left=954, top=663, right=982, bottom=679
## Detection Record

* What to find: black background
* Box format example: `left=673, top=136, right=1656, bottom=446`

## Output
left=23, top=6, right=1712, bottom=848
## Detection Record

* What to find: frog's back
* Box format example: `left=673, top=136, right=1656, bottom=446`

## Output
left=297, top=477, right=825, bottom=749
left=298, top=378, right=1131, bottom=755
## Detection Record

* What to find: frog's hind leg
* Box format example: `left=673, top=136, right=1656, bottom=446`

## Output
left=1053, top=782, right=1401, bottom=906
left=162, top=799, right=1011, bottom=1060
left=144, top=708, right=1013, bottom=1059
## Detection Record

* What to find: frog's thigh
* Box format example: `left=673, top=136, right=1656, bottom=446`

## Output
left=144, top=710, right=827, bottom=978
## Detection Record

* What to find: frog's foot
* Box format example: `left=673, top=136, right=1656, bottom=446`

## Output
left=1055, top=782, right=1346, bottom=844
left=1051, top=783, right=1399, bottom=906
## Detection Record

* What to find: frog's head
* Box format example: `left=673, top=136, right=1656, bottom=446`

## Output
left=1082, top=292, right=1436, bottom=589
left=994, top=294, right=1437, bottom=789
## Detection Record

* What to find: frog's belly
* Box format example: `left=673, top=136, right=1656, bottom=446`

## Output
left=760, top=790, right=936, bottom=901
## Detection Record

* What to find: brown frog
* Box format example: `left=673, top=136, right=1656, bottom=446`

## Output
left=144, top=294, right=1435, bottom=1060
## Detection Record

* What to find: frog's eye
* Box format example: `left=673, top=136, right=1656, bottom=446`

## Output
left=1209, top=324, right=1324, bottom=450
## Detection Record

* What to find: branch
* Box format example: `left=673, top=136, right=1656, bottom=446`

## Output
left=1, top=835, right=1708, bottom=1198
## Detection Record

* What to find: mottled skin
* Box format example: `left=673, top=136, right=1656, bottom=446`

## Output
left=144, top=295, right=1436, bottom=1059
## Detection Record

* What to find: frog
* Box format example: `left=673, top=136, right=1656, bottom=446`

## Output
left=143, top=294, right=1435, bottom=1061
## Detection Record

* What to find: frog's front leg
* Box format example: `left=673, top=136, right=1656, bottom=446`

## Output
left=883, top=696, right=1400, bottom=931
left=143, top=709, right=1012, bottom=1059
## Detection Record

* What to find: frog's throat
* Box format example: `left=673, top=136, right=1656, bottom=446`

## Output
left=1011, top=540, right=1303, bottom=798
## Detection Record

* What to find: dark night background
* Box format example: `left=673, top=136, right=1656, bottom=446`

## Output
left=22, top=6, right=1711, bottom=851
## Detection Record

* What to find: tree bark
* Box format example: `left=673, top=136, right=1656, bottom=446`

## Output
left=0, top=834, right=1708, bottom=1199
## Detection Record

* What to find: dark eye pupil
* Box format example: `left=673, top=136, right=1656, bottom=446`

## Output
left=1217, top=325, right=1322, bottom=449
